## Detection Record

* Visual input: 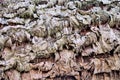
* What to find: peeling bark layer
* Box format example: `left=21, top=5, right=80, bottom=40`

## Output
left=0, top=0, right=120, bottom=80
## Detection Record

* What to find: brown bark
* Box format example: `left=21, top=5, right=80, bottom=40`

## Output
left=0, top=0, right=120, bottom=80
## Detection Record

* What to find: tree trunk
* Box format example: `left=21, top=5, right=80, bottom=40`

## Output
left=0, top=0, right=120, bottom=80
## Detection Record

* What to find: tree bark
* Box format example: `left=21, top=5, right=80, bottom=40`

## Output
left=0, top=0, right=120, bottom=80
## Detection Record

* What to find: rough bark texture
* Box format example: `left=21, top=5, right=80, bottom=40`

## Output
left=0, top=0, right=120, bottom=80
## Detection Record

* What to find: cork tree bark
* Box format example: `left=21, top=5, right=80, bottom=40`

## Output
left=0, top=0, right=120, bottom=80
